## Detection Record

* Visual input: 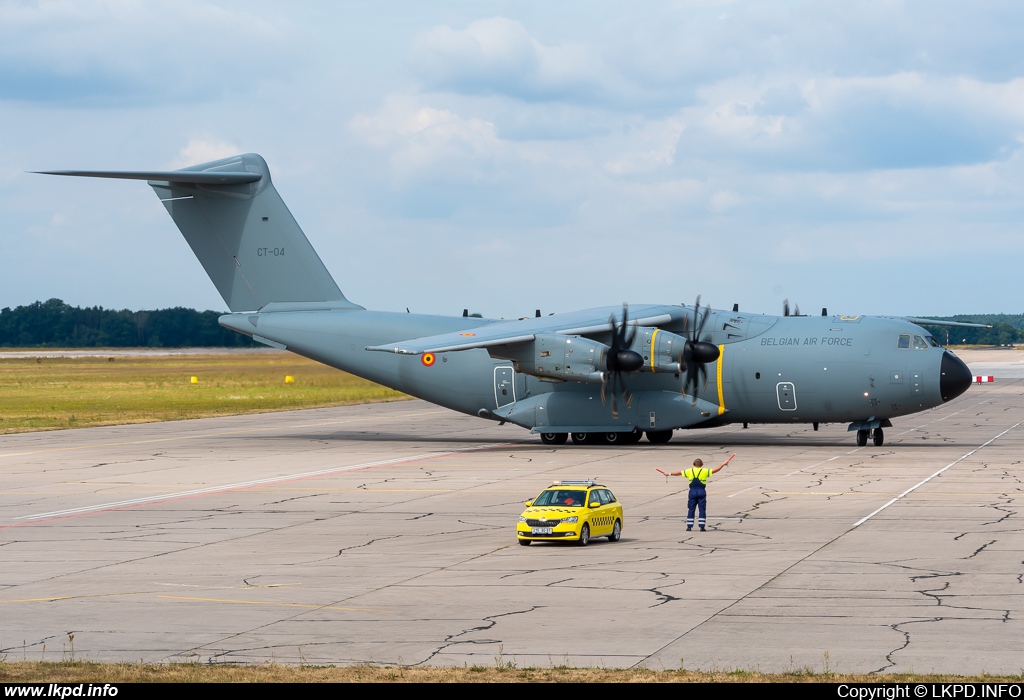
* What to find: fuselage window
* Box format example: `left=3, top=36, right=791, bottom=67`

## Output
left=898, top=334, right=911, bottom=349
left=914, top=335, right=928, bottom=350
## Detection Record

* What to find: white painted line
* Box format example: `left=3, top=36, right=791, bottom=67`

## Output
left=13, top=444, right=506, bottom=524
left=727, top=485, right=759, bottom=498
left=782, top=451, right=859, bottom=477
left=852, top=420, right=1023, bottom=528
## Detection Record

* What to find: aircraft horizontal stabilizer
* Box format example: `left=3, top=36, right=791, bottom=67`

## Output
left=33, top=170, right=261, bottom=185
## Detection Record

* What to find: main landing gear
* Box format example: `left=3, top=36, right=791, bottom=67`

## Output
left=541, top=429, right=662, bottom=446
left=856, top=428, right=885, bottom=447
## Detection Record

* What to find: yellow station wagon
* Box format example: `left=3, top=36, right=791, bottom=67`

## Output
left=517, top=480, right=623, bottom=546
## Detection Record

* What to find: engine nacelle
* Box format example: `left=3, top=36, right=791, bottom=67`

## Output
left=629, top=328, right=688, bottom=373
left=488, top=334, right=608, bottom=382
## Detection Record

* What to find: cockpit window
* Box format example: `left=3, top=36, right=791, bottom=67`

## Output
left=897, top=334, right=911, bottom=349
left=926, top=336, right=939, bottom=347
left=914, top=335, right=928, bottom=350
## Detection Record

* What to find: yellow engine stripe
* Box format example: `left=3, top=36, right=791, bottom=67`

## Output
left=716, top=344, right=726, bottom=416
left=649, top=329, right=660, bottom=371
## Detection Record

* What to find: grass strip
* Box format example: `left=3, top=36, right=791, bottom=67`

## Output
left=2, top=661, right=1023, bottom=683
left=0, top=351, right=407, bottom=434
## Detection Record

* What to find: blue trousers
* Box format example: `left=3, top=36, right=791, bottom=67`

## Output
left=687, top=487, right=707, bottom=528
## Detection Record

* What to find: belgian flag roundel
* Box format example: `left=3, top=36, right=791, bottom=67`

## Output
left=421, top=353, right=436, bottom=367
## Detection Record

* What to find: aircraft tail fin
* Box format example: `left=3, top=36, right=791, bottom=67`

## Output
left=39, top=153, right=360, bottom=313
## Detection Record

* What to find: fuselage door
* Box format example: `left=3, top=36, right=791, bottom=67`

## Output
left=494, top=366, right=516, bottom=408
left=776, top=382, right=797, bottom=411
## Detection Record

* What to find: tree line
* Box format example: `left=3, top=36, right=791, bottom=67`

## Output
left=1, top=299, right=1021, bottom=348
left=0, top=299, right=256, bottom=348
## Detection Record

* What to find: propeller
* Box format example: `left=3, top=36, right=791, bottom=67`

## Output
left=678, top=295, right=721, bottom=405
left=600, top=303, right=643, bottom=419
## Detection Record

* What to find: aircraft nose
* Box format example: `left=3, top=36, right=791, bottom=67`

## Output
left=940, top=351, right=972, bottom=402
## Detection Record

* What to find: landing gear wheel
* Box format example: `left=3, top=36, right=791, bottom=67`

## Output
left=518, top=538, right=531, bottom=546
left=623, top=428, right=643, bottom=444
left=872, top=428, right=884, bottom=446
left=856, top=429, right=868, bottom=447
left=602, top=432, right=623, bottom=445
left=646, top=430, right=673, bottom=444
left=540, top=432, right=568, bottom=445
left=571, top=432, right=592, bottom=445
left=608, top=520, right=621, bottom=542
left=577, top=523, right=590, bottom=546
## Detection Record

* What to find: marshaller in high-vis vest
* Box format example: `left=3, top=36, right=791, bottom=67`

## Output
left=666, top=454, right=735, bottom=531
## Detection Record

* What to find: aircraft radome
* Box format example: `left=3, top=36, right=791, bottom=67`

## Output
left=39, top=154, right=979, bottom=447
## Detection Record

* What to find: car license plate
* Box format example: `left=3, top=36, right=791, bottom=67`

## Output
left=531, top=527, right=553, bottom=535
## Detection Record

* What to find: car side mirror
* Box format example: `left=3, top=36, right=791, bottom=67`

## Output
left=524, top=501, right=533, bottom=507
left=589, top=501, right=600, bottom=508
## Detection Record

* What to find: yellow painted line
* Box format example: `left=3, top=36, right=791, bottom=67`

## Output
left=158, top=595, right=392, bottom=613
left=2, top=592, right=149, bottom=604
left=0, top=409, right=448, bottom=459
left=649, top=329, right=660, bottom=371
left=716, top=344, right=726, bottom=416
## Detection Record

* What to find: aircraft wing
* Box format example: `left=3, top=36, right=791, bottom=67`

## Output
left=902, top=317, right=992, bottom=329
left=366, top=304, right=683, bottom=355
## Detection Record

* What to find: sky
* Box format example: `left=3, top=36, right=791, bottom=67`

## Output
left=2, top=0, right=1023, bottom=319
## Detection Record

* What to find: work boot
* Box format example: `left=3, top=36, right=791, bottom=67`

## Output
left=686, top=526, right=692, bottom=531
left=699, top=527, right=706, bottom=532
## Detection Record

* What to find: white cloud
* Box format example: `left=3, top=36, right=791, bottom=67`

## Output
left=169, top=138, right=243, bottom=170
left=350, top=97, right=503, bottom=183
left=0, top=0, right=295, bottom=104
left=409, top=17, right=634, bottom=104
left=602, top=118, right=686, bottom=175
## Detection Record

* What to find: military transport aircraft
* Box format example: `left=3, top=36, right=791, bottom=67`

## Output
left=39, top=153, right=977, bottom=447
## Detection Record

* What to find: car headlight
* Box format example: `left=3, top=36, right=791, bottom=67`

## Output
left=518, top=516, right=527, bottom=523
left=562, top=516, right=578, bottom=524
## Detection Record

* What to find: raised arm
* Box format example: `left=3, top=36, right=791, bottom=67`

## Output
left=710, top=453, right=736, bottom=474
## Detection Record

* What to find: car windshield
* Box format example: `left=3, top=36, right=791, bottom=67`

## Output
left=533, top=489, right=587, bottom=507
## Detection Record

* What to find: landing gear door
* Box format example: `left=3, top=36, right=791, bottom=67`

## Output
left=494, top=366, right=516, bottom=408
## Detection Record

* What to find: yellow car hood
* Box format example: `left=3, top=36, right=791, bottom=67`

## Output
left=521, top=506, right=585, bottom=519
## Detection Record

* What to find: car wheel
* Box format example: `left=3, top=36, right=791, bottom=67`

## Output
left=608, top=520, right=621, bottom=542
left=602, top=432, right=622, bottom=445
left=540, top=432, right=568, bottom=445
left=518, top=538, right=531, bottom=546
left=577, top=523, right=590, bottom=546
left=571, top=432, right=592, bottom=445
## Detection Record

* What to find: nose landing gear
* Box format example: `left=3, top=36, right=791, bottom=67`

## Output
left=852, top=421, right=890, bottom=447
